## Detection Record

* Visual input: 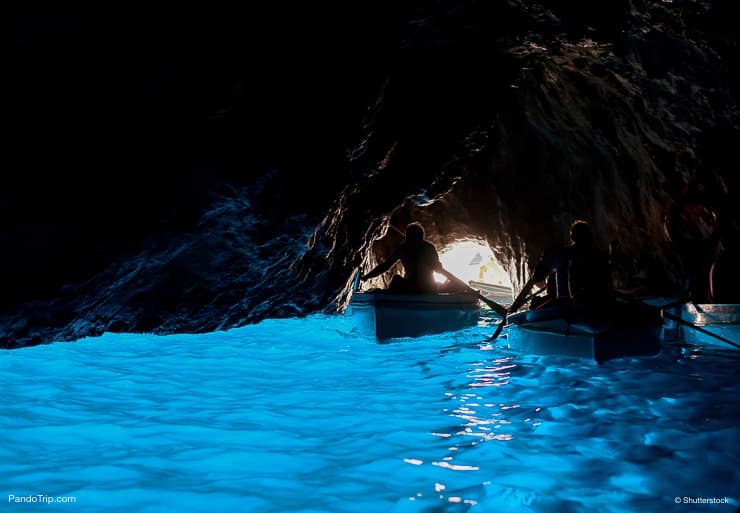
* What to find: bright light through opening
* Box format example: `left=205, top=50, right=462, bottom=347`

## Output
left=434, top=241, right=512, bottom=290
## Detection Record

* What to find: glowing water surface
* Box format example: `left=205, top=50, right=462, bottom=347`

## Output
left=2, top=315, right=738, bottom=513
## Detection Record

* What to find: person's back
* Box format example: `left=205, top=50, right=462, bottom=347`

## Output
left=568, top=245, right=611, bottom=302
left=397, top=238, right=440, bottom=294
left=532, top=220, right=611, bottom=306
left=567, top=221, right=611, bottom=302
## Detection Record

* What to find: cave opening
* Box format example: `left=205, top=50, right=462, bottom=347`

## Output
left=436, top=240, right=512, bottom=290
left=358, top=218, right=513, bottom=305
left=362, top=237, right=511, bottom=293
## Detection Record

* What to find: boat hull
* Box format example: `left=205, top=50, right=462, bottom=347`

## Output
left=679, top=303, right=740, bottom=346
left=505, top=302, right=662, bottom=363
left=348, top=292, right=480, bottom=340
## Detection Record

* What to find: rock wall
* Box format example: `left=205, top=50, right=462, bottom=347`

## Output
left=308, top=0, right=740, bottom=307
left=3, top=0, right=740, bottom=347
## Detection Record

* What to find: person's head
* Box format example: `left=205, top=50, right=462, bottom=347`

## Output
left=570, top=220, right=593, bottom=247
left=405, top=222, right=425, bottom=243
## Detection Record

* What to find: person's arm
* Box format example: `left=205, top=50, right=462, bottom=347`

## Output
left=506, top=252, right=550, bottom=313
left=361, top=250, right=400, bottom=281
left=531, top=251, right=553, bottom=285
left=508, top=274, right=537, bottom=313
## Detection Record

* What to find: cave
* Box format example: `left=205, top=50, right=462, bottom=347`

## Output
left=3, top=2, right=739, bottom=511
left=3, top=0, right=740, bottom=347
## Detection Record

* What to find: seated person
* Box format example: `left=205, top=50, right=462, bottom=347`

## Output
left=531, top=220, right=612, bottom=308
left=360, top=222, right=448, bottom=294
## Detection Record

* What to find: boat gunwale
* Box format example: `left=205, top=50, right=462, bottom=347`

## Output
left=350, top=291, right=480, bottom=308
left=507, top=301, right=662, bottom=327
left=682, top=303, right=740, bottom=326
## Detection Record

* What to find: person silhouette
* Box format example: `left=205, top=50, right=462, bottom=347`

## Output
left=360, top=222, right=449, bottom=294
left=666, top=182, right=721, bottom=303
left=530, top=220, right=611, bottom=307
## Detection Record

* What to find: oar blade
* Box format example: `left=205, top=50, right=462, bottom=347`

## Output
left=487, top=318, right=506, bottom=341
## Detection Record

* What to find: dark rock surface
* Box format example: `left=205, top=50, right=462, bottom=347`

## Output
left=3, top=1, right=740, bottom=347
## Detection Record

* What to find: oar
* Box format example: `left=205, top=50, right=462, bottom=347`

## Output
left=487, top=275, right=537, bottom=341
left=438, top=269, right=508, bottom=317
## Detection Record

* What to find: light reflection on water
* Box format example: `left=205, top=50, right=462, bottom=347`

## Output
left=0, top=313, right=738, bottom=513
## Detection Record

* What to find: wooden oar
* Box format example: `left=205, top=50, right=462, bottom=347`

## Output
left=488, top=275, right=537, bottom=341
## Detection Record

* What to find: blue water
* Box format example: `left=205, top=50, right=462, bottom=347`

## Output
left=2, top=315, right=738, bottom=513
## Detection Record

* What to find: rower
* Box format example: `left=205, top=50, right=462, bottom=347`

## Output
left=360, top=222, right=453, bottom=294
left=531, top=220, right=611, bottom=307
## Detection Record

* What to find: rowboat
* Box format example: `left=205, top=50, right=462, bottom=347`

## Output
left=677, top=303, right=740, bottom=347
left=468, top=280, right=513, bottom=307
left=504, top=301, right=663, bottom=363
left=348, top=291, right=480, bottom=340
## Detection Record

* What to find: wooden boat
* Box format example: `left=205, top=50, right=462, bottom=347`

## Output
left=677, top=303, right=740, bottom=347
left=504, top=301, right=663, bottom=363
left=468, top=280, right=513, bottom=307
left=348, top=291, right=480, bottom=340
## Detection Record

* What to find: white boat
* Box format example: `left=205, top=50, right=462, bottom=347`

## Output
left=504, top=301, right=663, bottom=363
left=678, top=303, right=740, bottom=347
left=468, top=280, right=513, bottom=307
left=348, top=292, right=480, bottom=340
